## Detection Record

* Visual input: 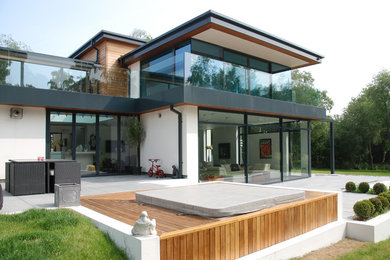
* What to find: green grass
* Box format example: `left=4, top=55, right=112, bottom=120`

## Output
left=337, top=237, right=390, bottom=259
left=0, top=209, right=127, bottom=260
left=312, top=169, right=390, bottom=176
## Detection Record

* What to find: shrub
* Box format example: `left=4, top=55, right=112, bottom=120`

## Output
left=379, top=192, right=390, bottom=204
left=377, top=196, right=389, bottom=210
left=369, top=197, right=383, bottom=213
left=373, top=183, right=387, bottom=195
left=353, top=200, right=374, bottom=220
left=358, top=182, right=370, bottom=193
left=345, top=181, right=356, bottom=192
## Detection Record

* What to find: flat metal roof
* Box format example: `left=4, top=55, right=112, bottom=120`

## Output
left=69, top=30, right=146, bottom=59
left=120, top=10, right=324, bottom=67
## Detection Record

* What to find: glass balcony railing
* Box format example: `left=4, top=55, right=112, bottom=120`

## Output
left=0, top=47, right=130, bottom=97
left=184, top=53, right=292, bottom=102
left=140, top=51, right=293, bottom=102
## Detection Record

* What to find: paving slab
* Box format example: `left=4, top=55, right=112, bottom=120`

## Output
left=270, top=174, right=390, bottom=219
left=0, top=175, right=196, bottom=214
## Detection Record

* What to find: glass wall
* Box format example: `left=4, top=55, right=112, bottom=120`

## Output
left=198, top=110, right=245, bottom=182
left=140, top=39, right=292, bottom=101
left=99, top=115, right=118, bottom=174
left=49, top=112, right=73, bottom=160
left=199, top=109, right=310, bottom=184
left=247, top=115, right=281, bottom=184
left=48, top=111, right=137, bottom=176
left=282, top=120, right=309, bottom=181
left=75, top=113, right=96, bottom=173
left=140, top=43, right=190, bottom=96
left=120, top=116, right=137, bottom=173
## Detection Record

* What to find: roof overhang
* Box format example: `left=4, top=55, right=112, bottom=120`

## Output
left=120, top=10, right=324, bottom=69
left=69, top=30, right=146, bottom=59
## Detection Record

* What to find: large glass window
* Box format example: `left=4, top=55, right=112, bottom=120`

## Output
left=199, top=109, right=310, bottom=184
left=49, top=112, right=73, bottom=160
left=282, top=120, right=309, bottom=181
left=199, top=110, right=244, bottom=182
left=247, top=115, right=281, bottom=184
left=75, top=113, right=97, bottom=174
left=48, top=111, right=137, bottom=176
left=99, top=115, right=118, bottom=174
left=120, top=116, right=137, bottom=173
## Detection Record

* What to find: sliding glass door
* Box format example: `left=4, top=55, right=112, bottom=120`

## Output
left=48, top=111, right=136, bottom=175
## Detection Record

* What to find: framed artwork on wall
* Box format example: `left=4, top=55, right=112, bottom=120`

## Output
left=260, top=139, right=272, bottom=159
left=218, top=143, right=230, bottom=159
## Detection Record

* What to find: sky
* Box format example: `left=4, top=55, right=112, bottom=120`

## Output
left=1, top=0, right=390, bottom=116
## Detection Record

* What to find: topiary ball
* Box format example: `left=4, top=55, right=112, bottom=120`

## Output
left=379, top=192, right=390, bottom=204
left=373, top=183, right=387, bottom=195
left=377, top=196, right=389, bottom=210
left=358, top=182, right=370, bottom=193
left=353, top=200, right=373, bottom=220
left=369, top=197, right=383, bottom=213
left=345, top=181, right=356, bottom=192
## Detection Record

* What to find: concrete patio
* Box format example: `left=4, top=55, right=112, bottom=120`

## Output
left=1, top=174, right=389, bottom=219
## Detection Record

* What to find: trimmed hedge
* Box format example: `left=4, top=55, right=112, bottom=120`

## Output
left=358, top=182, right=370, bottom=193
left=346, top=181, right=356, bottom=192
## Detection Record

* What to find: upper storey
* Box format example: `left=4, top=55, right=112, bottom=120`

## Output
left=120, top=10, right=323, bottom=69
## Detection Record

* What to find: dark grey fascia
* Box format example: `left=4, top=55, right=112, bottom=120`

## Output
left=183, top=86, right=326, bottom=119
left=120, top=10, right=324, bottom=66
left=135, top=86, right=325, bottom=119
left=0, top=85, right=326, bottom=119
left=0, top=85, right=137, bottom=113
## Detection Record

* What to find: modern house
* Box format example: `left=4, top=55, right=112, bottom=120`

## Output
left=0, top=10, right=331, bottom=184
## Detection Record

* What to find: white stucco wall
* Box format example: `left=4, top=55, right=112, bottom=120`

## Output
left=140, top=105, right=199, bottom=181
left=130, top=62, right=140, bottom=99
left=140, top=108, right=178, bottom=175
left=0, top=105, right=46, bottom=179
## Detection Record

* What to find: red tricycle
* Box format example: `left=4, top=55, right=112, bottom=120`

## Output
left=148, top=159, right=165, bottom=178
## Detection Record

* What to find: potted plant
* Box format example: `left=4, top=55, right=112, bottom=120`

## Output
left=125, top=116, right=145, bottom=174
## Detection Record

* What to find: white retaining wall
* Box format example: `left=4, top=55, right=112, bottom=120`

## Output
left=0, top=105, right=46, bottom=179
left=72, top=206, right=160, bottom=260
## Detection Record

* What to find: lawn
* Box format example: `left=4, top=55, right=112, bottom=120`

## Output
left=338, top=237, right=390, bottom=260
left=0, top=209, right=127, bottom=260
left=312, top=169, right=390, bottom=177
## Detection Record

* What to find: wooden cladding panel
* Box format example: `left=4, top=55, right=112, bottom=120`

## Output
left=159, top=193, right=338, bottom=260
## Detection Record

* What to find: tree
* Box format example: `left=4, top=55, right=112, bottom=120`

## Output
left=130, top=29, right=153, bottom=41
left=365, top=70, right=390, bottom=163
left=291, top=70, right=335, bottom=169
left=0, top=34, right=31, bottom=85
left=334, top=70, right=390, bottom=169
left=0, top=34, right=31, bottom=51
left=292, top=70, right=333, bottom=112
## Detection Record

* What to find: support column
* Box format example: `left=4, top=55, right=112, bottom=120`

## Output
left=330, top=121, right=335, bottom=174
left=181, top=106, right=198, bottom=182
left=280, top=118, right=284, bottom=182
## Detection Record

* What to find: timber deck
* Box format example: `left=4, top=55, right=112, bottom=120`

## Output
left=81, top=189, right=329, bottom=236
